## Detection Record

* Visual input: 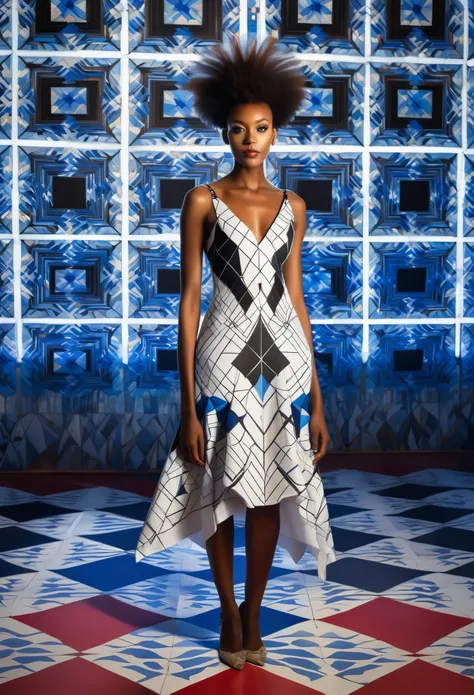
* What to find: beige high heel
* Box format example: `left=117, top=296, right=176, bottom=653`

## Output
left=239, top=601, right=267, bottom=666
left=219, top=613, right=247, bottom=670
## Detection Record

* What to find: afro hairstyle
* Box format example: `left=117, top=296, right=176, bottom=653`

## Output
left=181, top=33, right=308, bottom=130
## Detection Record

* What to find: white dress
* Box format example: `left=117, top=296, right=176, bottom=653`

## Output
left=135, top=184, right=337, bottom=580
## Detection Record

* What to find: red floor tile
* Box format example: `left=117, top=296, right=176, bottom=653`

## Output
left=356, top=658, right=474, bottom=694
left=320, top=596, right=473, bottom=653
left=15, top=594, right=169, bottom=651
left=171, top=662, right=325, bottom=694
left=0, top=657, right=152, bottom=694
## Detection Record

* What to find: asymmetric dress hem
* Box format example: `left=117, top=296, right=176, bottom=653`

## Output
left=135, top=486, right=337, bottom=580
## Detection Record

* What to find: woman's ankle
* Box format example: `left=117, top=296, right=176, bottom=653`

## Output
left=242, top=600, right=261, bottom=617
left=221, top=601, right=240, bottom=619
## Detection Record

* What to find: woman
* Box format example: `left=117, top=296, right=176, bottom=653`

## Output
left=135, top=34, right=337, bottom=671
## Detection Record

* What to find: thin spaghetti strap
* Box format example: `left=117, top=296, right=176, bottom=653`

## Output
left=206, top=183, right=217, bottom=200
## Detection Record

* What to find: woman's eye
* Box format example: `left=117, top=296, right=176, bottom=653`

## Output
left=231, top=126, right=268, bottom=133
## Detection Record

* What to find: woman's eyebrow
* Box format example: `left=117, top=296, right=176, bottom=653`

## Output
left=229, top=117, right=270, bottom=124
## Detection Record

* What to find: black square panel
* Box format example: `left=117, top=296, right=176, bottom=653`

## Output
left=156, top=348, right=178, bottom=372
left=52, top=176, right=87, bottom=209
left=330, top=265, right=346, bottom=300
left=399, top=180, right=430, bottom=212
left=397, top=267, right=427, bottom=293
left=157, top=269, right=181, bottom=294
left=160, top=179, right=196, bottom=209
left=393, top=349, right=423, bottom=371
left=297, top=179, right=333, bottom=213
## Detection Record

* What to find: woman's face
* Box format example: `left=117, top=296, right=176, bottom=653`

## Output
left=224, top=102, right=276, bottom=167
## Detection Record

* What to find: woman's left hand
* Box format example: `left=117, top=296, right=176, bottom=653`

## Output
left=309, top=412, right=330, bottom=465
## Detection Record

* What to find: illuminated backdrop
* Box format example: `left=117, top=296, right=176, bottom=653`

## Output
left=0, top=0, right=472, bottom=468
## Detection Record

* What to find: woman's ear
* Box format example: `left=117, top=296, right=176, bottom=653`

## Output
left=222, top=127, right=229, bottom=145
left=272, top=127, right=277, bottom=146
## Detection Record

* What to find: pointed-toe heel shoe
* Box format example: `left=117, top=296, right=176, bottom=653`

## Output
left=238, top=601, right=267, bottom=666
left=219, top=613, right=247, bottom=670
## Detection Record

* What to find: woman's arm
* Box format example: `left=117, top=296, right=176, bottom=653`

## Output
left=177, top=186, right=209, bottom=419
left=282, top=192, right=330, bottom=464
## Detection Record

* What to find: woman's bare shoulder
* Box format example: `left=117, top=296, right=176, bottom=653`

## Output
left=186, top=183, right=213, bottom=202
left=181, top=184, right=215, bottom=216
left=286, top=189, right=306, bottom=209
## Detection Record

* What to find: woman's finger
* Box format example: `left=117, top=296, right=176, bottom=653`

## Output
left=313, top=434, right=330, bottom=462
left=190, top=443, right=205, bottom=467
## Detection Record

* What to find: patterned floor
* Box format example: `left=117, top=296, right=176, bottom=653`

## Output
left=0, top=461, right=473, bottom=694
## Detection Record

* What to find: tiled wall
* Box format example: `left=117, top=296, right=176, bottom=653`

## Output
left=0, top=0, right=472, bottom=468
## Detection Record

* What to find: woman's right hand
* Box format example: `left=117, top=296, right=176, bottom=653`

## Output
left=178, top=414, right=206, bottom=467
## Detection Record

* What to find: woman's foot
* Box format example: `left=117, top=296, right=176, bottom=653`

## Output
left=220, top=607, right=244, bottom=652
left=239, top=601, right=264, bottom=650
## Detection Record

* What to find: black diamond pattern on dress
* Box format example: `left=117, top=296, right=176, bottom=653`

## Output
left=267, top=230, right=294, bottom=314
left=268, top=273, right=284, bottom=315
left=207, top=224, right=253, bottom=312
left=232, top=315, right=290, bottom=387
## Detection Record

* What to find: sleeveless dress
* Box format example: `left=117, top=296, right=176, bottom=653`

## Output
left=135, top=184, right=337, bottom=580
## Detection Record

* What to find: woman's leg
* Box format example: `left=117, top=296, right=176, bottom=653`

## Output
left=205, top=514, right=242, bottom=651
left=243, top=502, right=281, bottom=649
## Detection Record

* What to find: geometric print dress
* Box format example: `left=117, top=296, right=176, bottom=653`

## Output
left=135, top=183, right=337, bottom=580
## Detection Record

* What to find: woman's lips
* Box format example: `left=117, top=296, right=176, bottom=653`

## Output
left=243, top=151, right=258, bottom=157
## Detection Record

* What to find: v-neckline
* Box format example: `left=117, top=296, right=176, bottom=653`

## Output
left=212, top=188, right=287, bottom=247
